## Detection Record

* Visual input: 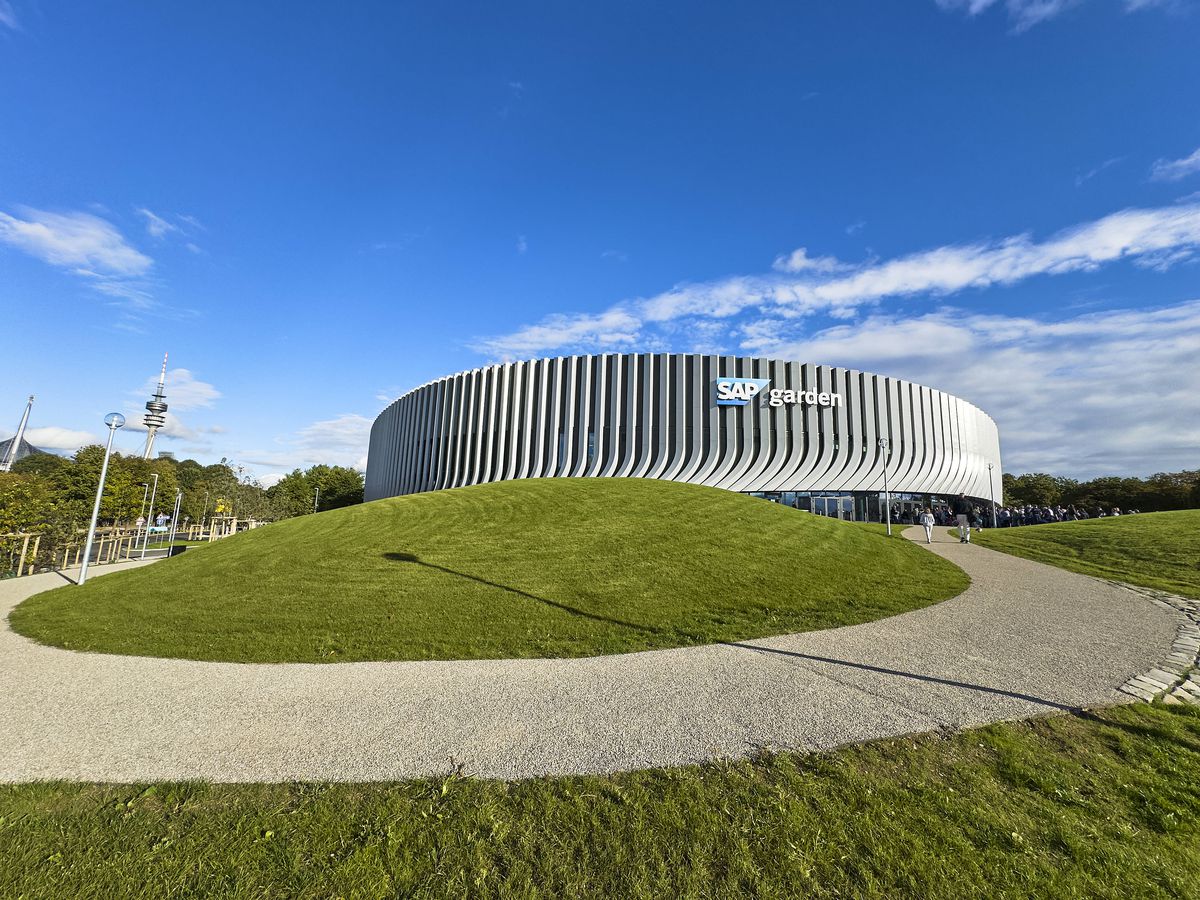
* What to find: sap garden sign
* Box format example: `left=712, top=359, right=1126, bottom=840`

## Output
left=715, top=377, right=844, bottom=409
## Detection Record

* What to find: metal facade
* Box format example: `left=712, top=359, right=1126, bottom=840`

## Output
left=364, top=354, right=1003, bottom=502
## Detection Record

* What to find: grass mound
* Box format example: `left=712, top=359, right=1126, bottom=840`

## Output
left=976, top=509, right=1200, bottom=599
left=10, top=478, right=967, bottom=663
left=1, top=705, right=1197, bottom=897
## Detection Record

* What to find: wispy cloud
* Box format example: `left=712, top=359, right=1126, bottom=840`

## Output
left=1150, top=145, right=1200, bottom=183
left=137, top=207, right=179, bottom=239
left=0, top=207, right=150, bottom=275
left=934, top=0, right=1172, bottom=30
left=0, top=0, right=18, bottom=30
left=0, top=207, right=157, bottom=307
left=601, top=249, right=629, bottom=263
left=845, top=220, right=867, bottom=235
left=295, top=413, right=374, bottom=470
left=516, top=234, right=528, bottom=254
left=772, top=247, right=848, bottom=274
left=475, top=308, right=641, bottom=359
left=1075, top=156, right=1123, bottom=187
left=476, top=202, right=1200, bottom=359
left=741, top=299, right=1200, bottom=478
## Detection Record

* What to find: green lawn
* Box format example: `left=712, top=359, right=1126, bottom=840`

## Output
left=1, top=704, right=1197, bottom=899
left=975, top=510, right=1200, bottom=599
left=9, top=479, right=967, bottom=663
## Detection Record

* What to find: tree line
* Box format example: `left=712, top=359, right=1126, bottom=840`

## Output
left=0, top=447, right=364, bottom=568
left=1001, top=469, right=1200, bottom=512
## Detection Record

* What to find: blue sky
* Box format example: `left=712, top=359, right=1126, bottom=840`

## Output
left=1, top=0, right=1198, bottom=482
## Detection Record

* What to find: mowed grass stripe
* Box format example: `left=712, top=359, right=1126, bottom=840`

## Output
left=9, top=479, right=967, bottom=663
left=975, top=510, right=1200, bottom=600
left=1, top=705, right=1197, bottom=898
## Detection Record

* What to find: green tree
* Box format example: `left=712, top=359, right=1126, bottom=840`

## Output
left=266, top=465, right=364, bottom=518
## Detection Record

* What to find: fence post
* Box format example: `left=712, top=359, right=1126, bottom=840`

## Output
left=27, top=535, right=40, bottom=575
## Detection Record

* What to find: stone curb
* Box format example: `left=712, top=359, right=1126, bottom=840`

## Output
left=1110, top=582, right=1200, bottom=706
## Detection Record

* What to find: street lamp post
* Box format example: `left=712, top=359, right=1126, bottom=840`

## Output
left=879, top=437, right=892, bottom=536
left=137, top=482, right=149, bottom=524
left=314, top=486, right=320, bottom=514
left=168, top=490, right=183, bottom=547
left=78, top=413, right=125, bottom=585
left=140, top=472, right=159, bottom=556
left=987, top=462, right=997, bottom=529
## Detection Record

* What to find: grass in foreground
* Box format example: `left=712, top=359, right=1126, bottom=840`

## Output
left=9, top=479, right=967, bottom=663
left=975, top=510, right=1200, bottom=599
left=1, top=704, right=1197, bottom=899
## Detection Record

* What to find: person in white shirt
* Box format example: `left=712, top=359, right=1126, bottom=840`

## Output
left=919, top=507, right=936, bottom=544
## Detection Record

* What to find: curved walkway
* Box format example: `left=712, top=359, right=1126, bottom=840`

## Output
left=0, top=528, right=1180, bottom=782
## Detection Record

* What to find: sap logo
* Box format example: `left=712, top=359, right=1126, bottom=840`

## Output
left=715, top=377, right=771, bottom=406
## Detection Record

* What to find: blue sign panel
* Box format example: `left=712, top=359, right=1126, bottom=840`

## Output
left=714, top=377, right=771, bottom=406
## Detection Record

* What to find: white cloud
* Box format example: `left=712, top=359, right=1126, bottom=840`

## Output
left=1075, top=156, right=1122, bottom=187
left=743, top=299, right=1200, bottom=478
left=478, top=201, right=1200, bottom=359
left=934, top=0, right=1172, bottom=29
left=1150, top=146, right=1200, bottom=183
left=136, top=207, right=178, bottom=239
left=118, top=368, right=222, bottom=448
left=473, top=308, right=642, bottom=360
left=516, top=234, right=528, bottom=254
left=845, top=220, right=866, bottom=236
left=935, top=0, right=1081, bottom=29
left=0, top=0, right=17, bottom=30
left=294, top=413, right=374, bottom=470
left=133, top=367, right=221, bottom=412
left=772, top=247, right=847, bottom=274
left=601, top=249, right=629, bottom=262
left=0, top=207, right=156, bottom=307
left=20, top=426, right=98, bottom=451
left=0, top=207, right=151, bottom=276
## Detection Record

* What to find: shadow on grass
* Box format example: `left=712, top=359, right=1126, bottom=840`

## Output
left=382, top=551, right=659, bottom=636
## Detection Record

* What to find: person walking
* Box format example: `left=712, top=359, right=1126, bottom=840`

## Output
left=952, top=493, right=973, bottom=544
left=919, top=506, right=936, bottom=544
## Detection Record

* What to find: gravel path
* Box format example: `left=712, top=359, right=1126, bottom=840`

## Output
left=0, top=528, right=1179, bottom=782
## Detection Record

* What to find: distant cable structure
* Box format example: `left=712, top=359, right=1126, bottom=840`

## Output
left=0, top=394, right=34, bottom=472
left=141, top=353, right=169, bottom=459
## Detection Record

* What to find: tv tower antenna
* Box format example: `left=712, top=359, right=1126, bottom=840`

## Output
left=141, top=353, right=169, bottom=459
left=0, top=394, right=34, bottom=472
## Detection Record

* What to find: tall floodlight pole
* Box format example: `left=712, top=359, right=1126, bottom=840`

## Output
left=314, top=486, right=320, bottom=513
left=987, top=462, right=997, bottom=529
left=0, top=395, right=34, bottom=472
left=140, top=472, right=159, bottom=555
left=141, top=353, right=169, bottom=459
left=79, top=413, right=125, bottom=585
left=879, top=437, right=892, bottom=536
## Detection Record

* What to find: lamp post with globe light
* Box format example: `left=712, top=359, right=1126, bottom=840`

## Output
left=78, top=413, right=125, bottom=585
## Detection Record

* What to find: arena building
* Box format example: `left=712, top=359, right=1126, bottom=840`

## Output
left=364, top=353, right=1003, bottom=521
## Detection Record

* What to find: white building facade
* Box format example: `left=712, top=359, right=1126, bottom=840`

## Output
left=365, top=353, right=1003, bottom=519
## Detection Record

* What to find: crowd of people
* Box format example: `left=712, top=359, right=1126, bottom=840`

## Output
left=991, top=504, right=1138, bottom=527
left=890, top=501, right=1139, bottom=529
